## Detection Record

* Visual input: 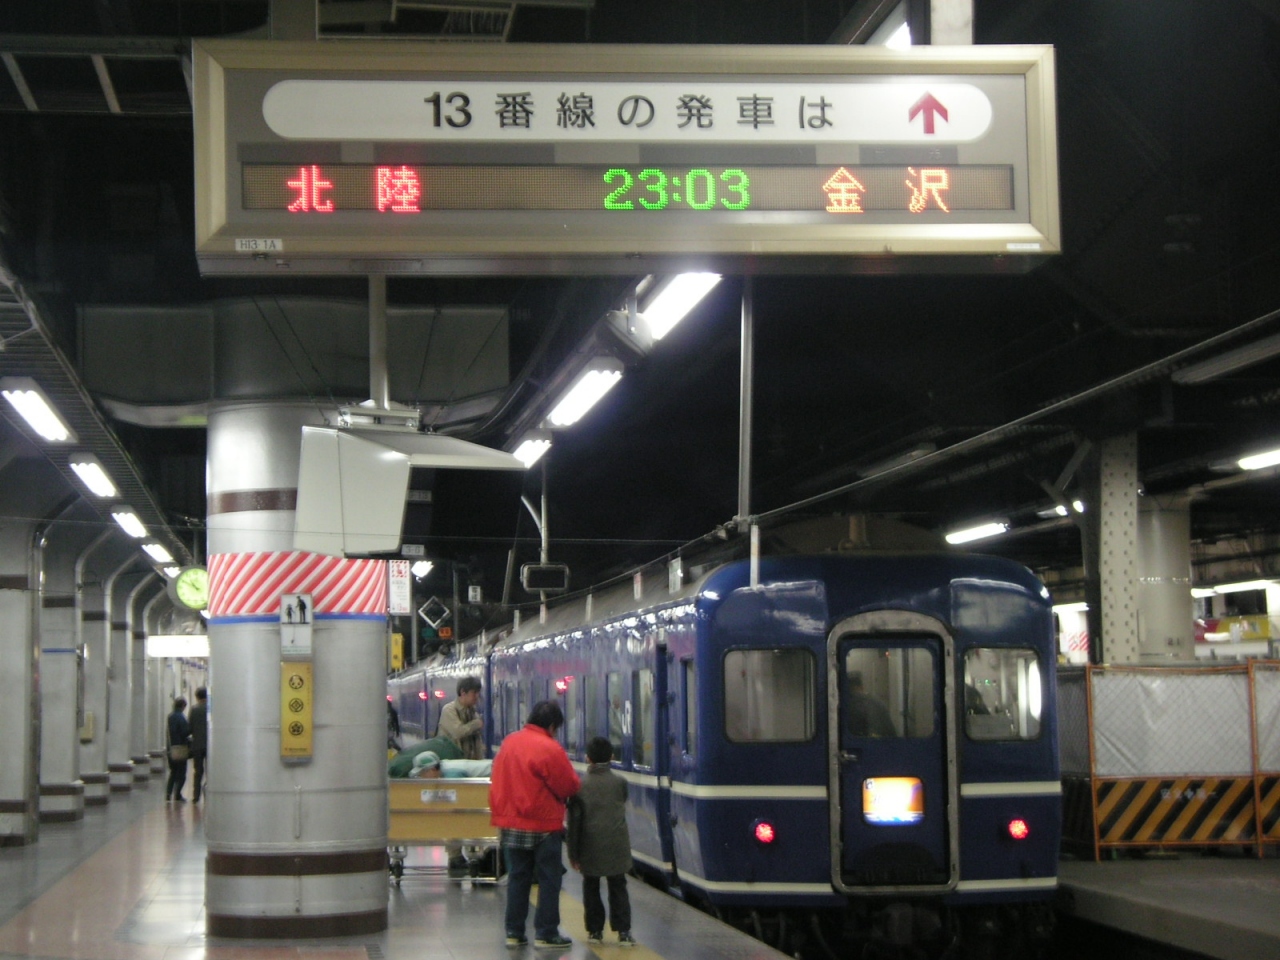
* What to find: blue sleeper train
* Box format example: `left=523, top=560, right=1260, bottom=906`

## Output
left=391, top=549, right=1059, bottom=957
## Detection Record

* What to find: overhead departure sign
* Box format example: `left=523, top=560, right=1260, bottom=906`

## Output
left=193, top=41, right=1059, bottom=275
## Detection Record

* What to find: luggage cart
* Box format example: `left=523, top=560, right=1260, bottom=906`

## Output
left=388, top=777, right=501, bottom=885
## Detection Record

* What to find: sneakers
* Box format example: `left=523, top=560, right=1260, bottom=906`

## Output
left=505, top=934, right=528, bottom=947
left=587, top=932, right=604, bottom=944
left=534, top=935, right=572, bottom=948
left=617, top=932, right=636, bottom=947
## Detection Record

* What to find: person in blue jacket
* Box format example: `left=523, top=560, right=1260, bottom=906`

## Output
left=165, top=697, right=191, bottom=802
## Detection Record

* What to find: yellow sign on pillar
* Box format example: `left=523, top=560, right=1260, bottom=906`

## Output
left=390, top=632, right=404, bottom=671
left=281, top=661, right=314, bottom=761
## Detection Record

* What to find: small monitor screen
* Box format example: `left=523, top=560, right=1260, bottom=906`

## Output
left=863, top=777, right=924, bottom=825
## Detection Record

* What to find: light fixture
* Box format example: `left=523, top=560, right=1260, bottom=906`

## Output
left=513, top=431, right=552, bottom=467
left=162, top=566, right=181, bottom=579
left=411, top=560, right=433, bottom=579
left=0, top=377, right=76, bottom=443
left=546, top=358, right=624, bottom=428
left=111, top=508, right=148, bottom=539
left=141, top=543, right=174, bottom=563
left=68, top=453, right=118, bottom=498
left=1037, top=499, right=1086, bottom=519
left=945, top=521, right=1009, bottom=545
left=1052, top=602, right=1089, bottom=615
left=866, top=1, right=911, bottom=47
left=1190, top=587, right=1217, bottom=599
left=1239, top=447, right=1280, bottom=471
left=1172, top=331, right=1280, bottom=385
left=640, top=273, right=721, bottom=340
left=1212, top=580, right=1274, bottom=594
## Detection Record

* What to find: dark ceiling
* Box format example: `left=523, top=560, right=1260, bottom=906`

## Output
left=3, top=0, right=1280, bottom=619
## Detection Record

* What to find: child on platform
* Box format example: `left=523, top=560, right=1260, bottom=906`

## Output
left=567, top=736, right=636, bottom=947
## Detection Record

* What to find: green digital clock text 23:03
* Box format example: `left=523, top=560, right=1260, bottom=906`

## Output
left=603, top=168, right=751, bottom=211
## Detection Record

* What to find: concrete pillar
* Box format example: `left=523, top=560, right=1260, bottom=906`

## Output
left=38, top=501, right=101, bottom=822
left=205, top=401, right=388, bottom=937
left=1137, top=496, right=1194, bottom=662
left=106, top=564, right=148, bottom=792
left=0, top=456, right=69, bottom=843
left=129, top=577, right=163, bottom=780
left=143, top=590, right=170, bottom=773
left=930, top=0, right=972, bottom=44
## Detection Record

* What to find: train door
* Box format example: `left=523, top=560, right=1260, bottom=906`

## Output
left=827, top=611, right=958, bottom=894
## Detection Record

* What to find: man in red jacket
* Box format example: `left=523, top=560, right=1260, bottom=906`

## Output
left=491, top=700, right=580, bottom=948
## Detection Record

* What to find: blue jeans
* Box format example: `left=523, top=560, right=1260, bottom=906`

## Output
left=504, top=833, right=564, bottom=940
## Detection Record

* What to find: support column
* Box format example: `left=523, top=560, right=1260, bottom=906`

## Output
left=129, top=577, right=162, bottom=781
left=1084, top=433, right=1141, bottom=664
left=143, top=590, right=169, bottom=773
left=38, top=502, right=101, bottom=822
left=106, top=564, right=147, bottom=792
left=77, top=532, right=136, bottom=806
left=205, top=401, right=388, bottom=938
left=1137, top=496, right=1194, bottom=662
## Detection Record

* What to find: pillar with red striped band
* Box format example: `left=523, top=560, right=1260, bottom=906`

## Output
left=205, top=402, right=388, bottom=938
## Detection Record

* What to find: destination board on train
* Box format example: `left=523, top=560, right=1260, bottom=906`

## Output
left=193, top=41, right=1059, bottom=274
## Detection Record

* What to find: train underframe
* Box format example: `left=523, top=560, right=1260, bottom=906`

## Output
left=669, top=882, right=1055, bottom=960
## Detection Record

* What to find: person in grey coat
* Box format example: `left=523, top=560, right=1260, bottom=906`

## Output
left=567, top=736, right=635, bottom=946
left=436, top=676, right=484, bottom=873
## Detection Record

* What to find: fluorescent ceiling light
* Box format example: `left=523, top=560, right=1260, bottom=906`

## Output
left=547, top=359, right=624, bottom=428
left=640, top=273, right=721, bottom=340
left=162, top=566, right=181, bottom=579
left=513, top=432, right=552, bottom=467
left=945, top=521, right=1009, bottom=545
left=411, top=560, right=433, bottom=579
left=69, top=454, right=118, bottom=498
left=1190, top=587, right=1217, bottom=599
left=1037, top=499, right=1085, bottom=519
left=112, top=508, right=147, bottom=539
left=142, top=543, right=174, bottom=563
left=1172, top=331, right=1280, bottom=385
left=145, top=634, right=210, bottom=658
left=0, top=378, right=76, bottom=443
left=1052, top=602, right=1089, bottom=614
left=1213, top=580, right=1273, bottom=594
left=1239, top=447, right=1280, bottom=471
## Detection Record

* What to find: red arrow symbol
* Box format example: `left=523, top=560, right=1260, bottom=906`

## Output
left=909, top=92, right=949, bottom=134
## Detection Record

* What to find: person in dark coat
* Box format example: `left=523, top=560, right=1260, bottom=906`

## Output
left=166, top=697, right=191, bottom=802
left=567, top=736, right=635, bottom=946
left=188, top=688, right=208, bottom=803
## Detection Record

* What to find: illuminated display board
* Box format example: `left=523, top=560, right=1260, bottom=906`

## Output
left=194, top=41, right=1059, bottom=274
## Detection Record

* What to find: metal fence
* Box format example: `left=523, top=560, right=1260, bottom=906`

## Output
left=1059, top=661, right=1280, bottom=859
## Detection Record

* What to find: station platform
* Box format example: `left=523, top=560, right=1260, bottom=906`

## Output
left=0, top=784, right=789, bottom=960
left=1057, top=855, right=1280, bottom=960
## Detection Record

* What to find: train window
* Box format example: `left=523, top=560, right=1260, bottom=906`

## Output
left=564, top=675, right=581, bottom=757
left=634, top=669, right=655, bottom=767
left=964, top=648, right=1042, bottom=740
left=683, top=659, right=697, bottom=757
left=607, top=672, right=625, bottom=760
left=724, top=649, right=815, bottom=742
left=584, top=674, right=604, bottom=745
left=505, top=682, right=519, bottom=738
left=843, top=647, right=934, bottom=738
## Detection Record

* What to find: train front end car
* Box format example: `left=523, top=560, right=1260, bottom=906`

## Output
left=398, top=552, right=1059, bottom=957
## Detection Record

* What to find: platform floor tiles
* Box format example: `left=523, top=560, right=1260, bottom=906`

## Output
left=0, top=790, right=787, bottom=960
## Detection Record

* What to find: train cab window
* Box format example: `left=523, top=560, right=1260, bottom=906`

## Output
left=843, top=647, right=934, bottom=738
left=724, top=649, right=815, bottom=743
left=584, top=674, right=604, bottom=744
left=683, top=659, right=697, bottom=757
left=634, top=669, right=655, bottom=767
left=607, top=672, right=625, bottom=760
left=964, top=648, right=1042, bottom=740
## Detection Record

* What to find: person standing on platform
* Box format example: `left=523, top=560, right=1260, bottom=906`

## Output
left=490, top=700, right=579, bottom=949
left=568, top=737, right=636, bottom=947
left=437, top=676, right=485, bottom=874
left=188, top=688, right=209, bottom=803
left=165, top=697, right=190, bottom=802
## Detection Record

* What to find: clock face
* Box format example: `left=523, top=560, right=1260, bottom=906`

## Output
left=174, top=566, right=209, bottom=610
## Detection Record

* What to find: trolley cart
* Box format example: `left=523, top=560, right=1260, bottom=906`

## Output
left=388, top=777, right=501, bottom=884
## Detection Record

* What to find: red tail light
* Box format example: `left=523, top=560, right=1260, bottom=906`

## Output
left=1007, top=819, right=1030, bottom=841
left=753, top=820, right=776, bottom=844
left=417, top=691, right=428, bottom=700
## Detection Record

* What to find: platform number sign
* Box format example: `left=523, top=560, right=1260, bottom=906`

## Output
left=280, top=661, right=314, bottom=762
